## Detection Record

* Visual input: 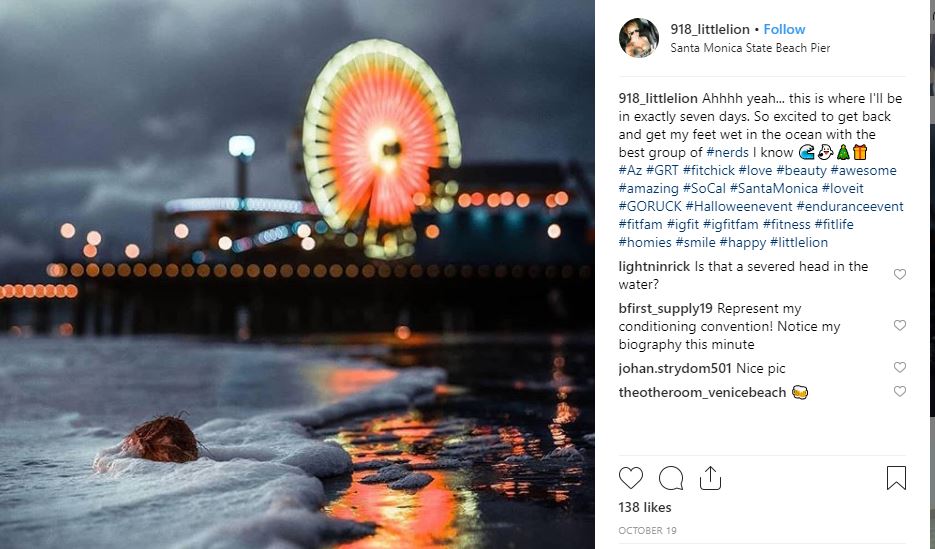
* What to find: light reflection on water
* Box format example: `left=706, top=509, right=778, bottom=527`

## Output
left=323, top=404, right=588, bottom=547
left=324, top=413, right=481, bottom=548
left=317, top=338, right=594, bottom=548
left=317, top=368, right=400, bottom=400
left=328, top=470, right=480, bottom=548
left=0, top=337, right=592, bottom=548
left=548, top=351, right=580, bottom=449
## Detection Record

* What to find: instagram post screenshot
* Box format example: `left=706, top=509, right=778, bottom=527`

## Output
left=0, top=2, right=594, bottom=548
left=0, top=1, right=932, bottom=548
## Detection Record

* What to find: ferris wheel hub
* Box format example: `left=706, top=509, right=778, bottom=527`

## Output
left=369, top=126, right=402, bottom=174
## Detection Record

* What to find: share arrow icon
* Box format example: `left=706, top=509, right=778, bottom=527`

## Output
left=700, top=466, right=722, bottom=491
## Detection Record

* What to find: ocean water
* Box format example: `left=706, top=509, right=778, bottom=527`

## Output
left=321, top=336, right=596, bottom=548
left=0, top=336, right=594, bottom=548
left=0, top=337, right=435, bottom=548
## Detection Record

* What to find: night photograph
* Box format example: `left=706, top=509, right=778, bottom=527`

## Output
left=0, top=1, right=595, bottom=547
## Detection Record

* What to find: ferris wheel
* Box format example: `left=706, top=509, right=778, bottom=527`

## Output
left=302, top=39, right=462, bottom=259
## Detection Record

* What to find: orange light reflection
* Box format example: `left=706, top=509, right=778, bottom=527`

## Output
left=330, top=471, right=458, bottom=549
left=323, top=369, right=399, bottom=400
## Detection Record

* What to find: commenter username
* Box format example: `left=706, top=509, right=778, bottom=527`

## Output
left=619, top=386, right=787, bottom=399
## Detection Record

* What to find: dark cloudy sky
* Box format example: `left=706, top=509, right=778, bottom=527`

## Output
left=0, top=0, right=594, bottom=278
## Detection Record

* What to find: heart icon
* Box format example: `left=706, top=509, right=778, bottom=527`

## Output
left=894, top=386, right=906, bottom=397
left=893, top=269, right=906, bottom=280
left=894, top=320, right=906, bottom=331
left=619, top=466, right=643, bottom=489
left=894, top=362, right=906, bottom=373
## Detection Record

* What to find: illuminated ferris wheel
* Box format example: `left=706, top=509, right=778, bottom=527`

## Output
left=302, top=39, right=462, bottom=259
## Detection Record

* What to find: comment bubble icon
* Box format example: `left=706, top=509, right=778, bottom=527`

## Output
left=659, top=466, right=684, bottom=490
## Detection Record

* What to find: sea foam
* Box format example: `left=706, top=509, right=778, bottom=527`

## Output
left=89, top=366, right=445, bottom=548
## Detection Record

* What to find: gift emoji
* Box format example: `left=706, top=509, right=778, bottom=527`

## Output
left=853, top=144, right=867, bottom=160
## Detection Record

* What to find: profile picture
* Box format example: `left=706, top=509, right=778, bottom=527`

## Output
left=620, top=18, right=658, bottom=58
